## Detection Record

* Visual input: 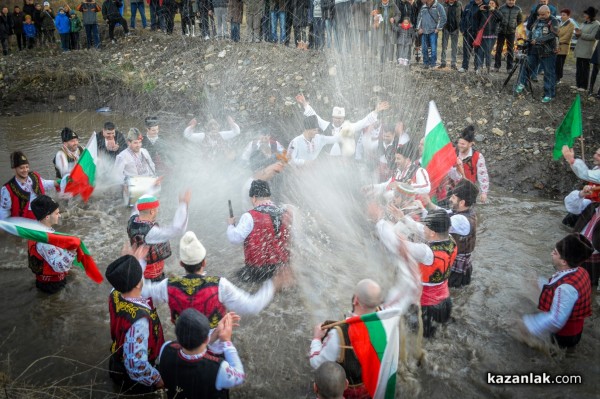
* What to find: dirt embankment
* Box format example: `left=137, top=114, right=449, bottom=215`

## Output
left=1, top=30, right=598, bottom=199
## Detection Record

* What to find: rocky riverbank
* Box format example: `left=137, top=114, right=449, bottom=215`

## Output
left=1, top=29, right=598, bottom=199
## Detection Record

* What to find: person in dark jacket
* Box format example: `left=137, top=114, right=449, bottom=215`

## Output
left=197, top=0, right=214, bottom=40
left=439, top=0, right=462, bottom=69
left=13, top=6, right=25, bottom=51
left=228, top=0, right=242, bottom=42
left=23, top=0, right=36, bottom=20
left=0, top=6, right=13, bottom=55
left=458, top=0, right=484, bottom=72
left=291, top=0, right=309, bottom=47
left=77, top=0, right=102, bottom=49
left=33, top=2, right=43, bottom=44
left=494, top=0, right=522, bottom=72
left=473, top=0, right=503, bottom=73
left=588, top=24, right=600, bottom=98
left=101, top=0, right=129, bottom=43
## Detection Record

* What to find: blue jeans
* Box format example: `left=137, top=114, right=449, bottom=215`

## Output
left=84, top=24, right=100, bottom=48
left=461, top=30, right=475, bottom=70
left=130, top=1, right=147, bottom=29
left=270, top=11, right=285, bottom=43
left=475, top=37, right=495, bottom=70
left=312, top=17, right=324, bottom=50
left=519, top=53, right=556, bottom=98
left=325, top=18, right=334, bottom=48
left=149, top=1, right=160, bottom=30
left=421, top=32, right=438, bottom=67
left=231, top=22, right=240, bottom=42
left=59, top=33, right=70, bottom=51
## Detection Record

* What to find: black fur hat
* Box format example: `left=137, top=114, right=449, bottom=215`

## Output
left=249, top=179, right=271, bottom=198
left=61, top=127, right=79, bottom=142
left=10, top=151, right=29, bottom=169
left=556, top=233, right=594, bottom=267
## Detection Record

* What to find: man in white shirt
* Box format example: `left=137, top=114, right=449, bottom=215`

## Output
left=295, top=94, right=390, bottom=156
left=54, top=127, right=84, bottom=179
left=114, top=128, right=157, bottom=183
left=287, top=115, right=341, bottom=167
left=183, top=116, right=241, bottom=160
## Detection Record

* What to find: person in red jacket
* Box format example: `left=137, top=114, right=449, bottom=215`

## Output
left=1, top=151, right=57, bottom=220
left=226, top=179, right=291, bottom=282
left=522, top=233, right=593, bottom=350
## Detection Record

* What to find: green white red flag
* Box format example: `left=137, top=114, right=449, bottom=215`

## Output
left=0, top=218, right=103, bottom=284
left=346, top=308, right=401, bottom=399
left=64, top=132, right=98, bottom=202
left=552, top=94, right=582, bottom=160
left=421, top=101, right=456, bottom=194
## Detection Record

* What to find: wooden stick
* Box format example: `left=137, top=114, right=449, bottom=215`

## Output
left=579, top=136, right=586, bottom=163
left=321, top=320, right=347, bottom=330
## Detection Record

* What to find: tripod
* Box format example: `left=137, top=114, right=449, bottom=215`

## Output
left=501, top=49, right=534, bottom=97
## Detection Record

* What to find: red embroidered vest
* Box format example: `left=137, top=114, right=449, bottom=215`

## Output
left=243, top=207, right=290, bottom=267
left=4, top=172, right=45, bottom=219
left=127, top=215, right=172, bottom=278
left=461, top=151, right=480, bottom=184
left=167, top=275, right=225, bottom=328
left=27, top=240, right=68, bottom=283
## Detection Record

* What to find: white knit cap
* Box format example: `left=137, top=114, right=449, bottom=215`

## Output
left=332, top=107, right=345, bottom=118
left=179, top=231, right=206, bottom=265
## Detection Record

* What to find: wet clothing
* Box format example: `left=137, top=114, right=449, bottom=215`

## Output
left=227, top=201, right=290, bottom=282
left=448, top=148, right=489, bottom=196
left=182, top=122, right=241, bottom=160
left=0, top=172, right=56, bottom=220
left=96, top=130, right=127, bottom=159
left=108, top=291, right=164, bottom=388
left=115, top=148, right=156, bottom=182
left=524, top=267, right=592, bottom=348
left=449, top=206, right=476, bottom=287
left=28, top=237, right=76, bottom=293
left=141, top=273, right=275, bottom=328
left=157, top=340, right=245, bottom=398
left=54, top=145, right=84, bottom=178
left=374, top=162, right=431, bottom=197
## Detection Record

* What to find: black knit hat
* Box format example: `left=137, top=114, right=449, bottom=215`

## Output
left=303, top=115, right=319, bottom=130
left=556, top=233, right=594, bottom=267
left=105, top=255, right=143, bottom=293
left=249, top=179, right=271, bottom=198
left=61, top=127, right=79, bottom=142
left=31, top=195, right=59, bottom=220
left=423, top=209, right=451, bottom=233
left=176, top=308, right=210, bottom=350
left=10, top=151, right=29, bottom=168
left=451, top=179, right=479, bottom=207
left=145, top=116, right=159, bottom=128
left=583, top=7, right=597, bottom=20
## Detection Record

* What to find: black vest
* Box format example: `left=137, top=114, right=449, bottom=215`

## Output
left=157, top=342, right=227, bottom=399
left=323, top=321, right=363, bottom=386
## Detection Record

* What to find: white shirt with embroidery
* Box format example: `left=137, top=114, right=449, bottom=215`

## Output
left=130, top=202, right=188, bottom=244
left=571, top=160, right=600, bottom=184
left=0, top=175, right=57, bottom=220
left=287, top=133, right=341, bottom=167
left=114, top=148, right=156, bottom=182
left=448, top=148, right=490, bottom=194
left=182, top=123, right=241, bottom=143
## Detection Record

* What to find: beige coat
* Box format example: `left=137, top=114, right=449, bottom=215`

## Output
left=557, top=19, right=574, bottom=56
left=574, top=20, right=600, bottom=59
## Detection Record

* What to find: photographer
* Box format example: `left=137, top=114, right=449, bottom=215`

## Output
left=514, top=5, right=558, bottom=103
left=101, top=0, right=129, bottom=43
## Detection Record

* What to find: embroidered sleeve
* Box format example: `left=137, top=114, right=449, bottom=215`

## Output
left=219, top=123, right=241, bottom=141
left=412, top=168, right=431, bottom=195
left=144, top=202, right=188, bottom=244
left=215, top=341, right=246, bottom=390
left=0, top=186, right=11, bottom=220
left=183, top=125, right=206, bottom=143
left=309, top=329, right=341, bottom=369
left=523, top=284, right=579, bottom=337
left=564, top=190, right=591, bottom=215
left=571, top=159, right=600, bottom=184
left=288, top=138, right=306, bottom=167
left=476, top=153, right=489, bottom=194
left=123, top=318, right=162, bottom=387
left=36, top=243, right=75, bottom=273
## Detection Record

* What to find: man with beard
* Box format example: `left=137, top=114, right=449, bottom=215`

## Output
left=1, top=151, right=57, bottom=220
left=96, top=121, right=127, bottom=160
left=448, top=125, right=489, bottom=203
left=227, top=180, right=291, bottom=282
left=521, top=233, right=593, bottom=350
left=54, top=127, right=84, bottom=179
left=115, top=128, right=157, bottom=182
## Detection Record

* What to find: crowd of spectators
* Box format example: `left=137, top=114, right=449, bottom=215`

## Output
left=1, top=0, right=599, bottom=98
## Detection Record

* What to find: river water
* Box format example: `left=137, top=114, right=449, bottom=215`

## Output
left=0, top=112, right=598, bottom=398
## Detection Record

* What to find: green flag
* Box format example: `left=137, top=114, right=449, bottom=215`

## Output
left=552, top=95, right=582, bottom=160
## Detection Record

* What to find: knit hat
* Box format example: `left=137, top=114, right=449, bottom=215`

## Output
left=180, top=231, right=207, bottom=265
left=451, top=179, right=479, bottom=207
left=175, top=308, right=210, bottom=350
left=145, top=116, right=159, bottom=128
left=105, top=255, right=143, bottom=293
left=61, top=127, right=79, bottom=142
left=555, top=233, right=594, bottom=267
left=31, top=195, right=59, bottom=220
left=10, top=151, right=29, bottom=168
left=303, top=115, right=319, bottom=131
left=43, top=1, right=49, bottom=6
left=583, top=7, right=597, bottom=20
left=136, top=195, right=159, bottom=211
left=422, top=209, right=451, bottom=233
left=332, top=107, right=345, bottom=118
left=249, top=179, right=271, bottom=198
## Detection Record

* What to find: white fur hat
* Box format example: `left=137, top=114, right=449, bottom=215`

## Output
left=332, top=107, right=345, bottom=118
left=179, top=231, right=206, bottom=265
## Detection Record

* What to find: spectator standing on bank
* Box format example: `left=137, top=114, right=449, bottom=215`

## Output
left=555, top=8, right=575, bottom=84
left=69, top=10, right=82, bottom=49
left=473, top=0, right=503, bottom=74
left=573, top=7, right=600, bottom=91
left=77, top=0, right=102, bottom=49
left=494, top=0, right=522, bottom=72
left=13, top=6, right=25, bottom=51
left=416, top=0, right=447, bottom=69
left=229, top=0, right=243, bottom=42
left=40, top=1, right=55, bottom=47
left=23, top=15, right=36, bottom=49
left=130, top=0, right=147, bottom=29
left=54, top=7, right=71, bottom=51
left=439, top=0, right=462, bottom=69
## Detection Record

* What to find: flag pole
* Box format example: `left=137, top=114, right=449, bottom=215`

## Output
left=321, top=320, right=347, bottom=330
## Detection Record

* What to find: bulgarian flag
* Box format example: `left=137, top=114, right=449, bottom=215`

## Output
left=552, top=95, right=582, bottom=160
left=421, top=101, right=456, bottom=194
left=64, top=132, right=98, bottom=202
left=346, top=308, right=401, bottom=399
left=0, top=218, right=103, bottom=284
